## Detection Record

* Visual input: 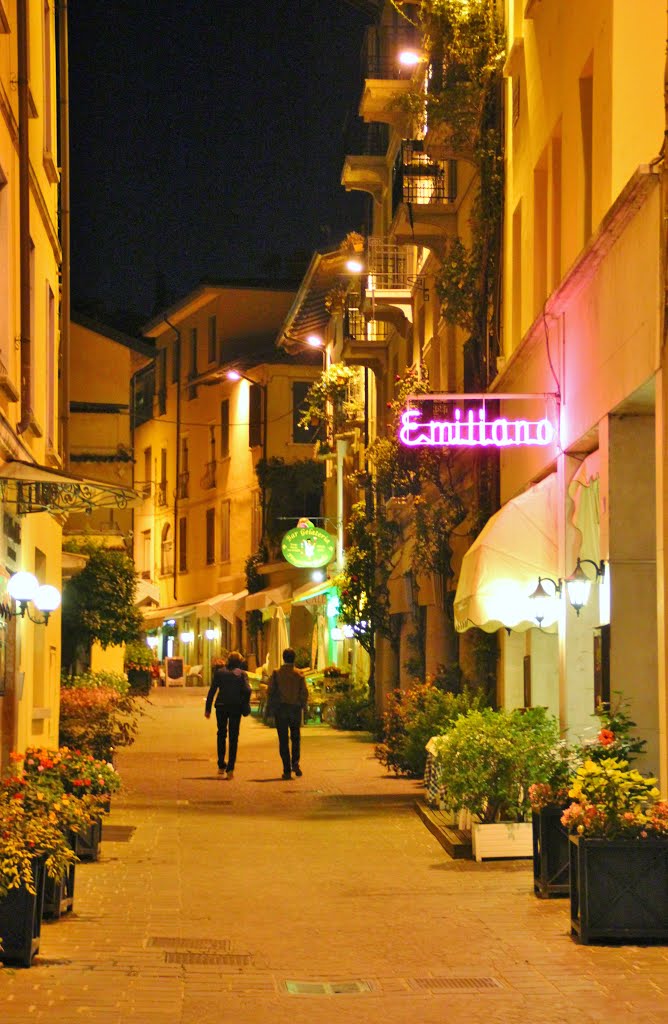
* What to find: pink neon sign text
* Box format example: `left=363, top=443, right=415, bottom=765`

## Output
left=398, top=407, right=556, bottom=448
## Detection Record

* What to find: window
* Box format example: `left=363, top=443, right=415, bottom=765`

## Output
left=158, top=448, right=168, bottom=506
left=292, top=381, right=323, bottom=445
left=143, top=447, right=152, bottom=497
left=142, top=530, right=151, bottom=578
left=220, top=499, right=231, bottom=562
left=161, top=524, right=173, bottom=575
left=550, top=132, right=562, bottom=291
left=42, top=1, right=57, bottom=181
left=208, top=315, right=217, bottom=363
left=512, top=200, right=522, bottom=343
left=251, top=490, right=262, bottom=552
left=0, top=164, right=9, bottom=373
left=178, top=516, right=187, bottom=572
left=533, top=147, right=548, bottom=316
left=46, top=283, right=55, bottom=449
left=579, top=58, right=593, bottom=244
left=249, top=384, right=263, bottom=448
left=205, top=508, right=215, bottom=565
left=220, top=399, right=230, bottom=458
left=189, top=327, right=198, bottom=378
left=157, top=348, right=167, bottom=415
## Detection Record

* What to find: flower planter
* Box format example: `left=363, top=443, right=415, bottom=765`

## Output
left=569, top=835, right=668, bottom=944
left=71, top=816, right=102, bottom=862
left=42, top=862, right=76, bottom=920
left=471, top=821, right=533, bottom=862
left=0, top=860, right=46, bottom=967
left=532, top=805, right=570, bottom=898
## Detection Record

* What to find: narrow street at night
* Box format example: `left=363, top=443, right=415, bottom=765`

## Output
left=2, top=689, right=668, bottom=1024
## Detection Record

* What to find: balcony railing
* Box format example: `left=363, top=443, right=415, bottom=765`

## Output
left=177, top=472, right=189, bottom=499
left=201, top=460, right=217, bottom=490
left=392, top=141, right=457, bottom=217
left=366, top=238, right=410, bottom=290
left=344, top=116, right=389, bottom=157
left=345, top=308, right=391, bottom=345
left=363, top=25, right=422, bottom=80
left=155, top=481, right=168, bottom=507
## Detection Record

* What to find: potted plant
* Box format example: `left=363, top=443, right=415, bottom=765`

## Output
left=562, top=757, right=668, bottom=944
left=0, top=770, right=83, bottom=964
left=433, top=706, right=561, bottom=861
left=124, top=639, right=154, bottom=695
left=297, top=363, right=360, bottom=436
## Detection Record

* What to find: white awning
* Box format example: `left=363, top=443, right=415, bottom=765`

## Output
left=245, top=584, right=292, bottom=612
left=454, top=473, right=559, bottom=634
left=0, top=459, right=142, bottom=515
left=142, top=602, right=196, bottom=627
left=213, top=589, right=248, bottom=623
left=196, top=592, right=233, bottom=618
left=136, top=578, right=160, bottom=606
left=292, top=576, right=341, bottom=605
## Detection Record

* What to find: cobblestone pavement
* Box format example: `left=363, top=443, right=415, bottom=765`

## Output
left=3, top=687, right=668, bottom=1023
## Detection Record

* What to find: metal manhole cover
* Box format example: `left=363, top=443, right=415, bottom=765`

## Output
left=165, top=952, right=252, bottom=966
left=409, top=977, right=502, bottom=992
left=148, top=937, right=232, bottom=952
left=102, top=825, right=136, bottom=842
left=284, top=980, right=374, bottom=995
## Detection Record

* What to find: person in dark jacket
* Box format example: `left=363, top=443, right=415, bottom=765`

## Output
left=267, top=647, right=309, bottom=780
left=205, top=651, right=251, bottom=779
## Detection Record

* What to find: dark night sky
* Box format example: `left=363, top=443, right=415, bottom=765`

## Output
left=68, top=1, right=370, bottom=324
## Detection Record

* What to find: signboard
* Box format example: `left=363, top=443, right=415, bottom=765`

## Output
left=398, top=394, right=557, bottom=449
left=281, top=518, right=336, bottom=568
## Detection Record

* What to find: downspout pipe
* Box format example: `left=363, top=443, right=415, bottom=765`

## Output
left=164, top=317, right=180, bottom=603
left=58, top=0, right=71, bottom=463
left=17, top=0, right=32, bottom=436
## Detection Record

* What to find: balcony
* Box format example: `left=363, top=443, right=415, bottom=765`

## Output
left=201, top=460, right=217, bottom=490
left=342, top=307, right=392, bottom=374
left=341, top=118, right=389, bottom=201
left=390, top=141, right=459, bottom=252
left=359, top=25, right=422, bottom=126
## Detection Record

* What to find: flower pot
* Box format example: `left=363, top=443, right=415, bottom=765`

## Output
left=71, top=816, right=103, bottom=862
left=532, top=805, right=570, bottom=898
left=569, top=835, right=668, bottom=944
left=127, top=667, right=151, bottom=695
left=471, top=821, right=533, bottom=862
left=0, top=859, right=46, bottom=967
left=42, top=861, right=76, bottom=920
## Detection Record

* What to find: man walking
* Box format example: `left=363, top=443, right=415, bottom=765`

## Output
left=267, top=648, right=308, bottom=780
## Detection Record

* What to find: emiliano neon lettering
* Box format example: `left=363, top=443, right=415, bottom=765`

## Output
left=398, top=407, right=556, bottom=448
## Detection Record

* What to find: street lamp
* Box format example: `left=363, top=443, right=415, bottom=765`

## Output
left=7, top=571, right=61, bottom=625
left=529, top=558, right=606, bottom=624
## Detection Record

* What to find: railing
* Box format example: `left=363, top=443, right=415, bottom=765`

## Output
left=201, top=460, right=217, bottom=490
left=177, top=472, right=189, bottom=499
left=392, top=142, right=457, bottom=216
left=366, top=238, right=411, bottom=290
left=344, top=116, right=389, bottom=157
left=363, top=26, right=421, bottom=80
left=155, top=480, right=168, bottom=507
left=345, top=308, right=390, bottom=345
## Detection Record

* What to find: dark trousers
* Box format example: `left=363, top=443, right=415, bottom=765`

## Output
left=215, top=707, right=241, bottom=770
left=274, top=704, right=302, bottom=773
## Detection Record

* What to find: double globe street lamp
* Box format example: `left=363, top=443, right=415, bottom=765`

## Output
left=7, top=571, right=61, bottom=625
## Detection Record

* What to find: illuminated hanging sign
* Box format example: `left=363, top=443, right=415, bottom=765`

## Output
left=398, top=394, right=557, bottom=449
left=281, top=518, right=336, bottom=568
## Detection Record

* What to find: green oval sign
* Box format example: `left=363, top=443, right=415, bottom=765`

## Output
left=281, top=519, right=336, bottom=568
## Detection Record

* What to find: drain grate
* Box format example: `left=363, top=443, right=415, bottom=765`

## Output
left=165, top=951, right=252, bottom=966
left=147, top=936, right=232, bottom=952
left=285, top=980, right=374, bottom=996
left=102, top=825, right=136, bottom=842
left=409, top=977, right=502, bottom=992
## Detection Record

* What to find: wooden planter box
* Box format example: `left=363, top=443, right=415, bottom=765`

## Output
left=532, top=805, right=570, bottom=898
left=71, top=816, right=103, bottom=861
left=569, top=835, right=668, bottom=944
left=42, top=861, right=76, bottom=920
left=472, top=821, right=533, bottom=862
left=0, top=860, right=46, bottom=967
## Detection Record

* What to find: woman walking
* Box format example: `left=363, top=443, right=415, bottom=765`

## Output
left=204, top=652, right=251, bottom=778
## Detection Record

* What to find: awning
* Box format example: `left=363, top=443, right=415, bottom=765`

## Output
left=292, top=576, right=341, bottom=605
left=245, top=584, right=292, bottom=612
left=213, top=589, right=248, bottom=623
left=0, top=459, right=142, bottom=515
left=454, top=473, right=559, bottom=634
left=196, top=592, right=233, bottom=618
left=61, top=550, right=89, bottom=580
left=135, top=578, right=160, bottom=606
left=142, top=603, right=196, bottom=627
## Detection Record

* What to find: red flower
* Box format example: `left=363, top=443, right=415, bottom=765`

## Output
left=598, top=728, right=615, bottom=746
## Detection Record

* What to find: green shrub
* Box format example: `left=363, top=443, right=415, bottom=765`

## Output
left=432, top=706, right=562, bottom=822
left=333, top=689, right=377, bottom=732
left=61, top=670, right=130, bottom=695
left=59, top=672, right=144, bottom=761
left=375, top=682, right=486, bottom=777
left=294, top=647, right=311, bottom=669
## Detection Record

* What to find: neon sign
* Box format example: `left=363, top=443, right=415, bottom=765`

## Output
left=399, top=407, right=556, bottom=448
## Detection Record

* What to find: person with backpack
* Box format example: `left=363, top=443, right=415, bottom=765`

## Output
left=204, top=651, right=252, bottom=779
left=266, top=648, right=309, bottom=780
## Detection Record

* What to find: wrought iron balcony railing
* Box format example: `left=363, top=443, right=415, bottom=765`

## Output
left=201, top=460, right=217, bottom=490
left=155, top=481, right=168, bottom=507
left=177, top=472, right=189, bottom=499
left=366, top=238, right=411, bottom=290
left=363, top=25, right=422, bottom=80
left=392, top=141, right=457, bottom=217
left=345, top=308, right=391, bottom=345
left=344, top=116, right=389, bottom=157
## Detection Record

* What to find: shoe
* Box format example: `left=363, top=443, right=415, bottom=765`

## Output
left=293, top=766, right=303, bottom=777
left=281, top=772, right=292, bottom=780
left=226, top=770, right=234, bottom=779
left=217, top=768, right=227, bottom=777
